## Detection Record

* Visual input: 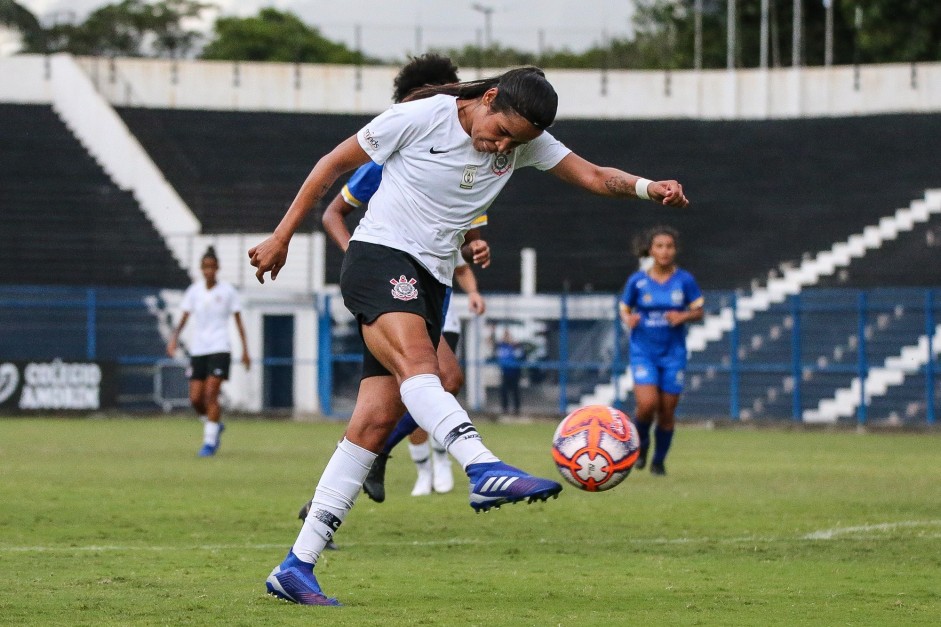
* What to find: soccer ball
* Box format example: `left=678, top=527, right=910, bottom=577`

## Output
left=551, top=405, right=640, bottom=492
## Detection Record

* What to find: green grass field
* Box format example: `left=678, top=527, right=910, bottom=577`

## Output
left=2, top=416, right=940, bottom=626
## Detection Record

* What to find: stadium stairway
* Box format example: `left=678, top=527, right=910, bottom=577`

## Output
left=578, top=189, right=941, bottom=420
left=805, top=316, right=941, bottom=423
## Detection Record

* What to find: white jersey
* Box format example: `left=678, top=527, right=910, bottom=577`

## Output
left=179, top=280, right=242, bottom=356
left=442, top=298, right=461, bottom=335
left=442, top=258, right=468, bottom=335
left=352, top=94, right=571, bottom=285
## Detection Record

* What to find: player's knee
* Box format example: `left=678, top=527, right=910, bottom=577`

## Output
left=346, top=417, right=396, bottom=452
left=635, top=403, right=657, bottom=419
left=440, top=368, right=464, bottom=394
left=189, top=392, right=204, bottom=411
left=390, top=352, right=440, bottom=382
left=202, top=390, right=219, bottom=410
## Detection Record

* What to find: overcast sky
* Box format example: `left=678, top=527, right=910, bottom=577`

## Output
left=19, top=0, right=638, bottom=59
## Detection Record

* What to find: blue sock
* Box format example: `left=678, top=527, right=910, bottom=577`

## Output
left=652, top=427, right=674, bottom=465
left=633, top=419, right=653, bottom=452
left=381, top=412, right=419, bottom=455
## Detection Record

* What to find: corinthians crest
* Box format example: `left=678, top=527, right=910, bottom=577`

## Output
left=390, top=275, right=419, bottom=301
left=491, top=152, right=511, bottom=175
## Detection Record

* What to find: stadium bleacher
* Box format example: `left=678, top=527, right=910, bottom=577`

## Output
left=116, top=108, right=372, bottom=233
left=676, top=287, right=939, bottom=421
left=116, top=107, right=941, bottom=294
left=0, top=104, right=189, bottom=288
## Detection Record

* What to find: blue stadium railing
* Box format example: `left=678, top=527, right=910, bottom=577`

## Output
left=319, top=288, right=940, bottom=425
left=2, top=286, right=937, bottom=423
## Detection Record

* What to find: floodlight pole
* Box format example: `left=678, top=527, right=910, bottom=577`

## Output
left=792, top=0, right=802, bottom=68
left=727, top=0, right=736, bottom=70
left=760, top=0, right=770, bottom=69
left=471, top=4, right=494, bottom=48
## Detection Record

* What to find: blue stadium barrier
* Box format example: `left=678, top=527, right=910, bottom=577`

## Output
left=320, top=288, right=940, bottom=425
left=0, top=286, right=170, bottom=408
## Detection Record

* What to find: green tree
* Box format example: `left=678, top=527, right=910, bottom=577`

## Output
left=631, top=0, right=940, bottom=70
left=201, top=8, right=373, bottom=64
left=42, top=0, right=209, bottom=57
left=846, top=0, right=941, bottom=64
left=0, top=0, right=46, bottom=52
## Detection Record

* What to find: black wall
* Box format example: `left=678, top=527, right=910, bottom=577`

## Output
left=120, top=108, right=941, bottom=292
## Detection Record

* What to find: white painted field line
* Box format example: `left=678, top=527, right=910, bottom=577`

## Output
left=3, top=521, right=941, bottom=554
left=802, top=519, right=941, bottom=540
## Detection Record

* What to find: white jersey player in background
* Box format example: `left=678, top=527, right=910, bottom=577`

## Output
left=167, top=246, right=250, bottom=457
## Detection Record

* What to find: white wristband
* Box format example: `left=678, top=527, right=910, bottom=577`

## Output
left=635, top=178, right=653, bottom=200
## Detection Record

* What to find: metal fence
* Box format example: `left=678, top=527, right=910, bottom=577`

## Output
left=2, top=285, right=938, bottom=424
left=320, top=288, right=941, bottom=425
left=0, top=285, right=174, bottom=409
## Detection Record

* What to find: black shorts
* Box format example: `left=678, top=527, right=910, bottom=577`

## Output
left=189, top=353, right=231, bottom=381
left=340, top=241, right=446, bottom=378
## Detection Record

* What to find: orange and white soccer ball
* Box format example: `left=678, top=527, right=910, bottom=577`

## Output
left=551, top=405, right=640, bottom=492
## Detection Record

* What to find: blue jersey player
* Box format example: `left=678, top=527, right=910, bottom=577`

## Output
left=620, top=226, right=703, bottom=475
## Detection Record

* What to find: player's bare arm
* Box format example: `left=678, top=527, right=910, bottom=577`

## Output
left=322, top=192, right=358, bottom=252
left=548, top=152, right=689, bottom=208
left=249, top=136, right=370, bottom=283
left=665, top=305, right=705, bottom=326
left=166, top=312, right=189, bottom=357
left=234, top=311, right=251, bottom=369
left=454, top=263, right=486, bottom=315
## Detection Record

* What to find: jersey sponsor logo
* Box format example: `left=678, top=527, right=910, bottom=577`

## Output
left=460, top=165, right=478, bottom=189
left=429, top=146, right=450, bottom=154
left=390, top=275, right=419, bottom=301
left=362, top=128, right=379, bottom=150
left=491, top=152, right=511, bottom=175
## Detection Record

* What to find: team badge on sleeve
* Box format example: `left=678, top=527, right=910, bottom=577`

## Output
left=390, top=275, right=419, bottom=301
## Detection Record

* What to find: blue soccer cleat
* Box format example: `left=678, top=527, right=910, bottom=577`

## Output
left=196, top=422, right=225, bottom=457
left=467, top=461, right=562, bottom=513
left=265, top=551, right=340, bottom=606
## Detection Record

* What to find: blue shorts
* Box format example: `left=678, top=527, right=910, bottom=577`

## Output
left=630, top=352, right=686, bottom=395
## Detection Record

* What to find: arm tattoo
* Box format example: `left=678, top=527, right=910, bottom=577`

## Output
left=604, top=175, right=633, bottom=197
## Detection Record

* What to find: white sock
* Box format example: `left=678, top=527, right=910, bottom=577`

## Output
left=399, top=374, right=499, bottom=470
left=293, top=438, right=375, bottom=565
left=203, top=420, right=220, bottom=446
left=408, top=441, right=431, bottom=465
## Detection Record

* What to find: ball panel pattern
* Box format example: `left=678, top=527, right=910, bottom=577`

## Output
left=551, top=405, right=640, bottom=492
